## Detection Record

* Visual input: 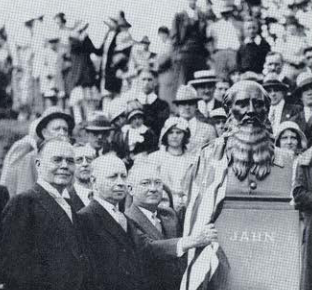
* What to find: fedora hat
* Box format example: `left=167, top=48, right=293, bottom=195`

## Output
left=263, top=74, right=289, bottom=91
left=210, top=108, right=227, bottom=119
left=173, top=85, right=202, bottom=104
left=188, top=70, right=219, bottom=87
left=36, top=107, right=75, bottom=139
left=293, top=72, right=312, bottom=95
left=85, top=115, right=113, bottom=132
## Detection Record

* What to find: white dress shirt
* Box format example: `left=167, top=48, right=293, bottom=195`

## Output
left=304, top=106, right=312, bottom=123
left=269, top=99, right=285, bottom=134
left=188, top=117, right=197, bottom=137
left=37, top=178, right=73, bottom=222
left=198, top=99, right=215, bottom=118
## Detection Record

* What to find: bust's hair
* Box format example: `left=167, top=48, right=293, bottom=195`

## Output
left=223, top=80, right=271, bottom=114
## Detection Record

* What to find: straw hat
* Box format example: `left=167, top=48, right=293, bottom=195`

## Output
left=173, top=85, right=201, bottom=104
left=188, top=70, right=219, bottom=87
left=85, top=115, right=113, bottom=132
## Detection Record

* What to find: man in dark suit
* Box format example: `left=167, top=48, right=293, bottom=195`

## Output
left=65, top=144, right=95, bottom=212
left=263, top=74, right=302, bottom=135
left=78, top=155, right=146, bottom=290
left=125, top=162, right=218, bottom=290
left=0, top=138, right=91, bottom=290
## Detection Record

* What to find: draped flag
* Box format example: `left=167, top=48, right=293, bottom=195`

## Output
left=180, top=142, right=231, bottom=290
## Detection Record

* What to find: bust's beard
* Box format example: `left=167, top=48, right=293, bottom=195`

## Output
left=225, top=115, right=275, bottom=181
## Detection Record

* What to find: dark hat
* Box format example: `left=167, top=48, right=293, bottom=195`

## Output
left=140, top=36, right=151, bottom=44
left=85, top=115, right=113, bottom=132
left=263, top=74, right=289, bottom=91
left=284, top=15, right=300, bottom=27
left=117, top=17, right=132, bottom=28
left=36, top=107, right=75, bottom=139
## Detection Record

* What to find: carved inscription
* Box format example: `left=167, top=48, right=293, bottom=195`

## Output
left=229, top=231, right=275, bottom=242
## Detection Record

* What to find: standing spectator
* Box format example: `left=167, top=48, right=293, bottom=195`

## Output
left=237, top=18, right=271, bottom=74
left=303, top=46, right=312, bottom=74
left=66, top=21, right=103, bottom=123
left=188, top=70, right=221, bottom=122
left=127, top=68, right=170, bottom=138
left=65, top=144, right=95, bottom=212
left=210, top=107, right=227, bottom=137
left=173, top=85, right=216, bottom=155
left=85, top=114, right=114, bottom=157
left=148, top=117, right=193, bottom=210
left=78, top=155, right=146, bottom=290
left=213, top=78, right=230, bottom=103
left=171, top=0, right=208, bottom=87
left=123, top=100, right=158, bottom=168
left=207, top=1, right=243, bottom=78
left=0, top=138, right=92, bottom=290
left=273, top=15, right=308, bottom=81
left=0, top=107, right=74, bottom=196
left=293, top=72, right=312, bottom=147
left=263, top=52, right=295, bottom=91
left=263, top=74, right=302, bottom=134
left=275, top=121, right=307, bottom=156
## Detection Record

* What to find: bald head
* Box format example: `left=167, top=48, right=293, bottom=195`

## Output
left=91, top=155, right=127, bottom=205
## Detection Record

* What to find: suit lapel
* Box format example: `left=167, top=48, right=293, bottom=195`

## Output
left=66, top=185, right=85, bottom=212
left=126, top=205, right=163, bottom=239
left=33, top=184, right=80, bottom=258
left=90, top=200, right=135, bottom=249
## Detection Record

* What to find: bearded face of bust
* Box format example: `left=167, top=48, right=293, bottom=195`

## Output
left=223, top=81, right=275, bottom=181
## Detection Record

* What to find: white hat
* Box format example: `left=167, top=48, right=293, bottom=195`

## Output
left=173, top=85, right=201, bottom=104
left=210, top=108, right=227, bottom=119
left=188, top=70, right=219, bottom=87
left=159, top=117, right=190, bottom=144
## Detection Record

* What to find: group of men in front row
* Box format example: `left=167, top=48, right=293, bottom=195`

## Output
left=1, top=79, right=312, bottom=290
left=0, top=137, right=216, bottom=290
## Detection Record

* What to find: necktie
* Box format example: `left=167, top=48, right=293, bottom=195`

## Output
left=95, top=149, right=100, bottom=158
left=269, top=108, right=276, bottom=130
left=152, top=213, right=163, bottom=234
left=113, top=207, right=127, bottom=232
left=88, top=191, right=94, bottom=201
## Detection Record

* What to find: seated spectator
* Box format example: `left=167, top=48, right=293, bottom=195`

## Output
left=275, top=121, right=307, bottom=157
left=85, top=114, right=114, bottom=157
left=148, top=117, right=193, bottom=211
left=173, top=85, right=216, bottom=155
left=237, top=18, right=271, bottom=74
left=188, top=70, right=221, bottom=122
left=263, top=73, right=302, bottom=134
left=123, top=100, right=157, bottom=168
left=210, top=108, right=227, bottom=137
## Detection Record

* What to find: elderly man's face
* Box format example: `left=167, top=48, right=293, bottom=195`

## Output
left=42, top=118, right=69, bottom=139
left=230, top=87, right=267, bottom=125
left=93, top=159, right=127, bottom=205
left=177, top=102, right=197, bottom=120
left=132, top=167, right=163, bottom=210
left=265, top=54, right=283, bottom=75
left=74, top=146, right=95, bottom=184
left=37, top=141, right=75, bottom=191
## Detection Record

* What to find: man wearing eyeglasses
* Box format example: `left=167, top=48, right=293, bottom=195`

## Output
left=0, top=138, right=93, bottom=290
left=64, top=145, right=96, bottom=211
left=125, top=162, right=218, bottom=290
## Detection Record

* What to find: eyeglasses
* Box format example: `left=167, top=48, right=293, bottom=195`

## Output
left=51, top=156, right=75, bottom=165
left=75, top=156, right=94, bottom=164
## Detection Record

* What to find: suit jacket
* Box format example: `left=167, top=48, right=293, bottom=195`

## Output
left=295, top=111, right=312, bottom=147
left=187, top=118, right=217, bottom=156
left=0, top=183, right=91, bottom=290
left=280, top=102, right=302, bottom=123
left=66, top=185, right=85, bottom=212
left=196, top=100, right=222, bottom=124
left=125, top=205, right=185, bottom=290
left=78, top=200, right=146, bottom=290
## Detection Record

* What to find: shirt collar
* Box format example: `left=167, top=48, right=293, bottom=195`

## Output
left=272, top=98, right=285, bottom=109
left=93, top=195, right=118, bottom=213
left=37, top=178, right=68, bottom=199
left=244, top=35, right=262, bottom=45
left=73, top=183, right=92, bottom=206
left=137, top=92, right=157, bottom=105
left=138, top=206, right=158, bottom=225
